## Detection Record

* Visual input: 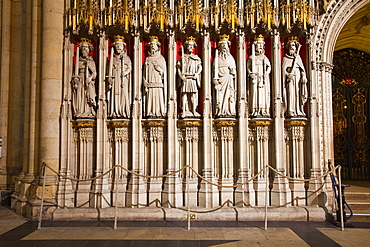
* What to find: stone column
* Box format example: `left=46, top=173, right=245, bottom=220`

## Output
left=127, top=34, right=146, bottom=207
left=235, top=31, right=254, bottom=207
left=91, top=35, right=110, bottom=208
left=270, top=30, right=290, bottom=206
left=57, top=33, right=74, bottom=208
left=31, top=0, right=64, bottom=218
left=321, top=62, right=334, bottom=164
left=8, top=0, right=27, bottom=211
left=320, top=62, right=335, bottom=206
left=199, top=32, right=218, bottom=207
left=0, top=0, right=11, bottom=190
left=306, top=36, right=323, bottom=206
left=162, top=31, right=182, bottom=207
left=15, top=0, right=36, bottom=214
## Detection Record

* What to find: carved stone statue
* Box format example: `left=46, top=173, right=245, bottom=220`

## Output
left=213, top=34, right=237, bottom=117
left=247, top=34, right=271, bottom=118
left=143, top=36, right=167, bottom=118
left=282, top=37, right=308, bottom=118
left=177, top=36, right=202, bottom=118
left=72, top=38, right=97, bottom=118
left=106, top=35, right=132, bottom=118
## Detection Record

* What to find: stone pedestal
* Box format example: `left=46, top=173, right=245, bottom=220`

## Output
left=219, top=178, right=233, bottom=205
left=199, top=169, right=219, bottom=208
left=76, top=181, right=92, bottom=207
left=162, top=173, right=182, bottom=207
left=56, top=170, right=74, bottom=208
left=148, top=178, right=162, bottom=206
left=271, top=172, right=290, bottom=206
left=290, top=180, right=306, bottom=206
left=235, top=169, right=255, bottom=207
left=307, top=168, right=326, bottom=206
left=126, top=173, right=146, bottom=208
left=183, top=178, right=198, bottom=207
left=254, top=178, right=269, bottom=206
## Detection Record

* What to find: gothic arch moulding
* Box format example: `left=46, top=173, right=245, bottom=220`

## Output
left=315, top=0, right=370, bottom=64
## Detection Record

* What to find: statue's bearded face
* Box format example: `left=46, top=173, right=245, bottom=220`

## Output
left=219, top=42, right=230, bottom=59
left=255, top=42, right=265, bottom=55
left=114, top=42, right=125, bottom=55
left=289, top=42, right=297, bottom=55
left=80, top=43, right=90, bottom=57
left=149, top=42, right=159, bottom=55
left=186, top=43, right=195, bottom=54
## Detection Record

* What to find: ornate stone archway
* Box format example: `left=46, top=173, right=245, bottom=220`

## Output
left=312, top=0, right=370, bottom=170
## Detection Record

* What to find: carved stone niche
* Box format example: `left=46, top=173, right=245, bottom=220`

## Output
left=177, top=119, right=202, bottom=176
left=142, top=119, right=167, bottom=206
left=213, top=119, right=237, bottom=204
left=284, top=118, right=307, bottom=205
left=107, top=119, right=131, bottom=207
left=177, top=119, right=202, bottom=207
left=71, top=120, right=96, bottom=207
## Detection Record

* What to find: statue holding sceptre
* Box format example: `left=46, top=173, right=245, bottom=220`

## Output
left=247, top=34, right=271, bottom=118
left=282, top=36, right=308, bottom=118
left=71, top=38, right=97, bottom=118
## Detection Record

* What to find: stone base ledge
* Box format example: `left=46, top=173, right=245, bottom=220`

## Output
left=52, top=206, right=326, bottom=221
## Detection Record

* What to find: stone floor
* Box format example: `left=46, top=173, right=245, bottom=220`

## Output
left=1, top=206, right=370, bottom=247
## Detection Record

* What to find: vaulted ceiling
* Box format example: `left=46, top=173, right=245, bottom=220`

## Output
left=335, top=3, right=370, bottom=55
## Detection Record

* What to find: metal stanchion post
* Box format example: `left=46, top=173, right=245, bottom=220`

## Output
left=338, top=166, right=344, bottom=231
left=38, top=163, right=47, bottom=230
left=264, top=165, right=269, bottom=230
left=114, top=165, right=119, bottom=229
left=187, top=165, right=191, bottom=231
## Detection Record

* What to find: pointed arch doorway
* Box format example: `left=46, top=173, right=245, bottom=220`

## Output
left=332, top=49, right=370, bottom=180
left=332, top=3, right=370, bottom=180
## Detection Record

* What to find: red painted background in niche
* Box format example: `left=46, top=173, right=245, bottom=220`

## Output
left=71, top=36, right=310, bottom=117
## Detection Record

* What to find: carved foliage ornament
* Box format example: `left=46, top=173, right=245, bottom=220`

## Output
left=66, top=1, right=320, bottom=35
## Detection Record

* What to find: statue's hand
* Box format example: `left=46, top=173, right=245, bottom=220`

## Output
left=301, top=74, right=307, bottom=83
left=72, top=76, right=80, bottom=89
left=187, top=74, right=196, bottom=80
left=286, top=72, right=294, bottom=80
left=249, top=72, right=257, bottom=81
left=107, top=77, right=114, bottom=89
left=229, top=67, right=236, bottom=76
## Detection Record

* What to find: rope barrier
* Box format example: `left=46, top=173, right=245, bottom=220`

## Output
left=267, top=165, right=339, bottom=182
left=43, top=163, right=338, bottom=189
left=38, top=162, right=342, bottom=230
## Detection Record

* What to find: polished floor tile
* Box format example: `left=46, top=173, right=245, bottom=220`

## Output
left=1, top=206, right=370, bottom=247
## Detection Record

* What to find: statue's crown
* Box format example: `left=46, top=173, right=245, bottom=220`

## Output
left=288, top=36, right=298, bottom=42
left=186, top=36, right=196, bottom=43
left=114, top=35, right=125, bottom=42
left=255, top=34, right=264, bottom=41
left=220, top=34, right=229, bottom=41
left=80, top=37, right=91, bottom=44
left=149, top=36, right=159, bottom=43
